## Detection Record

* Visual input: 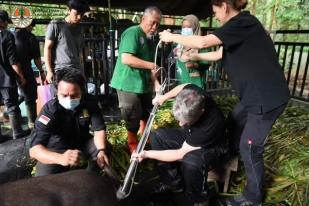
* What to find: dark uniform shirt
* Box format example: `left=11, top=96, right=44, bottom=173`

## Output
left=213, top=11, right=290, bottom=113
left=14, top=28, right=41, bottom=85
left=0, top=29, right=18, bottom=87
left=182, top=84, right=226, bottom=148
left=30, top=98, right=106, bottom=153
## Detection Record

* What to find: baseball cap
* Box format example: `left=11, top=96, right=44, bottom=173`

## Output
left=0, top=10, right=12, bottom=23
left=67, top=0, right=90, bottom=13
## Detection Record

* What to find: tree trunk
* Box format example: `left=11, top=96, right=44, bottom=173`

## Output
left=251, top=0, right=258, bottom=15
left=269, top=0, right=280, bottom=30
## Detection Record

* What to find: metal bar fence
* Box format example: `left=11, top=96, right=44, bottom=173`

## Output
left=36, top=27, right=309, bottom=102
left=275, top=42, right=309, bottom=102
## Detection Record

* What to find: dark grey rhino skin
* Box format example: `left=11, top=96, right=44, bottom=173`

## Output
left=0, top=137, right=33, bottom=184
left=0, top=169, right=119, bottom=206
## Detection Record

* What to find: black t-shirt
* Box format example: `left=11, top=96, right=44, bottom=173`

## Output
left=182, top=84, right=226, bottom=148
left=213, top=11, right=290, bottom=113
left=14, top=29, right=41, bottom=84
left=0, top=29, right=18, bottom=87
left=30, top=98, right=106, bottom=152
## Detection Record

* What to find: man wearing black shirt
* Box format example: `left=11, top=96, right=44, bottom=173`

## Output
left=132, top=84, right=227, bottom=206
left=14, top=21, right=46, bottom=129
left=29, top=69, right=110, bottom=176
left=0, top=10, right=29, bottom=140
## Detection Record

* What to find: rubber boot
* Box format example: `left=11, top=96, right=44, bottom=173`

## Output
left=138, top=120, right=147, bottom=136
left=138, top=119, right=152, bottom=146
left=127, top=131, right=138, bottom=153
left=9, top=115, right=30, bottom=139
left=26, top=103, right=37, bottom=129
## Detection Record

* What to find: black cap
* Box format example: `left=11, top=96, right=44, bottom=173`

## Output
left=0, top=10, right=12, bottom=23
left=67, top=0, right=90, bottom=13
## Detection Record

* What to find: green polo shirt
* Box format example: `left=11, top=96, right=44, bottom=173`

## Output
left=110, top=25, right=154, bottom=94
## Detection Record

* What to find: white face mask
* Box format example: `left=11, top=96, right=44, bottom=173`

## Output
left=58, top=97, right=81, bottom=111
left=181, top=28, right=193, bottom=36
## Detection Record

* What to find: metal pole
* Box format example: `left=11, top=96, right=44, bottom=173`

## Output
left=108, top=0, right=115, bottom=95
left=116, top=80, right=167, bottom=200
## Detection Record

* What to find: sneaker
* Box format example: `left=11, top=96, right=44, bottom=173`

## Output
left=226, top=195, right=262, bottom=206
left=152, top=182, right=184, bottom=194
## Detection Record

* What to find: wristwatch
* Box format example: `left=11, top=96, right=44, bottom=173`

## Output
left=97, top=148, right=106, bottom=155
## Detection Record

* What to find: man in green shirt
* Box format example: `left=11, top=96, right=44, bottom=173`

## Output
left=110, top=6, right=161, bottom=153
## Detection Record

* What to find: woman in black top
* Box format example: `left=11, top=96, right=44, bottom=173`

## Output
left=160, top=0, right=290, bottom=205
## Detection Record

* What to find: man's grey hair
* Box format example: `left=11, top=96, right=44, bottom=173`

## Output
left=172, top=88, right=205, bottom=124
left=143, top=6, right=162, bottom=17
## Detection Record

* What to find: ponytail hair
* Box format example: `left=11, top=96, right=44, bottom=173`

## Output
left=234, top=0, right=248, bottom=10
left=211, top=0, right=248, bottom=11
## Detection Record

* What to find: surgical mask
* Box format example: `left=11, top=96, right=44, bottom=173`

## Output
left=58, top=97, right=81, bottom=111
left=181, top=28, right=193, bottom=36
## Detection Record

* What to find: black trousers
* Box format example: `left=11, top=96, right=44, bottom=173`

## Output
left=227, top=102, right=286, bottom=202
left=0, top=87, right=21, bottom=116
left=35, top=138, right=112, bottom=177
left=18, top=82, right=37, bottom=105
left=150, top=128, right=226, bottom=203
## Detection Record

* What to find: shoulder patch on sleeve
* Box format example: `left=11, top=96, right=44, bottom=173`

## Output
left=38, top=115, right=51, bottom=125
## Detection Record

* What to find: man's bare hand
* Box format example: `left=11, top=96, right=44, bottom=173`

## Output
left=59, top=149, right=81, bottom=167
left=46, top=71, right=54, bottom=84
left=96, top=150, right=109, bottom=168
left=152, top=94, right=165, bottom=106
left=159, top=30, right=174, bottom=43
left=131, top=150, right=147, bottom=162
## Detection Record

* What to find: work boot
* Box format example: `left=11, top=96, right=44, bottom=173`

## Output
left=127, top=131, right=138, bottom=153
left=26, top=103, right=37, bottom=129
left=9, top=115, right=30, bottom=139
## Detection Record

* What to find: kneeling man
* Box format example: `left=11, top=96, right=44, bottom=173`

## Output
left=30, top=68, right=110, bottom=176
left=133, top=84, right=228, bottom=205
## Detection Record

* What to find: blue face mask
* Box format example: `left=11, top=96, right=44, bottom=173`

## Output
left=181, top=28, right=193, bottom=36
left=59, top=97, right=81, bottom=111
